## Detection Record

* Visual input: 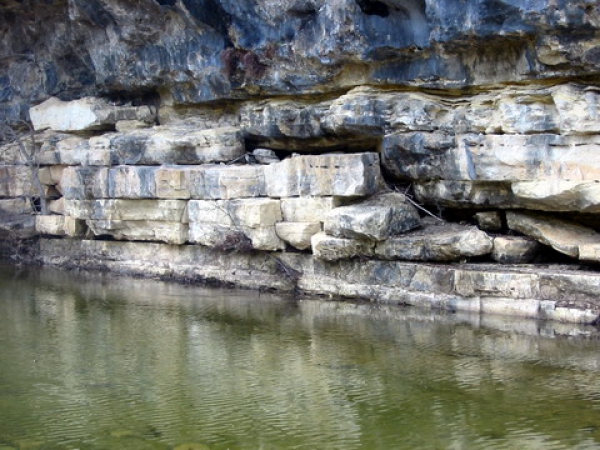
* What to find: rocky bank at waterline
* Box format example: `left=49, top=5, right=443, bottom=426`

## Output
left=1, top=0, right=600, bottom=324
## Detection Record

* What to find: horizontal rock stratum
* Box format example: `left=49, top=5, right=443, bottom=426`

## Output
left=1, top=1, right=600, bottom=325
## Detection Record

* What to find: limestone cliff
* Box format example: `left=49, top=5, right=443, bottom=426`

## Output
left=2, top=0, right=600, bottom=324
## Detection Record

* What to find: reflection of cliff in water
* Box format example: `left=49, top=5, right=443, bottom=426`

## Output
left=1, top=264, right=599, bottom=449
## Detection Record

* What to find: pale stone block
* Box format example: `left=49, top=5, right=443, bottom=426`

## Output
left=324, top=192, right=420, bottom=241
left=155, top=166, right=192, bottom=199
left=552, top=84, right=600, bottom=134
left=35, top=215, right=85, bottom=237
left=492, top=236, right=541, bottom=264
left=311, top=232, right=374, bottom=261
left=506, top=211, right=600, bottom=259
left=87, top=220, right=188, bottom=245
left=280, top=197, right=341, bottom=222
left=264, top=153, right=382, bottom=197
left=275, top=222, right=322, bottom=250
left=375, top=220, right=493, bottom=262
left=144, top=126, right=244, bottom=164
left=48, top=197, right=65, bottom=215
left=65, top=199, right=188, bottom=222
left=29, top=96, right=155, bottom=132
left=189, top=164, right=266, bottom=199
left=38, top=167, right=54, bottom=185
left=511, top=180, right=600, bottom=213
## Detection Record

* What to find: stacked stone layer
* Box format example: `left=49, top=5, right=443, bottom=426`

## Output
left=2, top=85, right=600, bottom=323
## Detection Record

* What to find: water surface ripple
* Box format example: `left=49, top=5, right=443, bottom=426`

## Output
left=1, top=264, right=600, bottom=449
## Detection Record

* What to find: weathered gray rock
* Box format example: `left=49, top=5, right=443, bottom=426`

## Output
left=383, top=133, right=600, bottom=182
left=189, top=164, right=266, bottom=200
left=275, top=222, right=322, bottom=250
left=143, top=127, right=245, bottom=165
left=107, top=166, right=156, bottom=199
left=280, top=197, right=341, bottom=222
left=188, top=199, right=284, bottom=251
left=60, top=167, right=110, bottom=200
left=311, top=232, right=374, bottom=261
left=0, top=165, right=32, bottom=198
left=264, top=153, right=382, bottom=198
left=506, top=211, right=600, bottom=260
left=29, top=97, right=154, bottom=132
left=374, top=219, right=493, bottom=262
left=492, top=236, right=542, bottom=264
left=323, top=192, right=420, bottom=241
left=87, top=220, right=188, bottom=245
left=0, top=198, right=31, bottom=215
left=252, top=149, right=280, bottom=165
left=36, top=215, right=86, bottom=237
left=414, top=181, right=516, bottom=209
left=65, top=199, right=188, bottom=222
left=474, top=211, right=503, bottom=232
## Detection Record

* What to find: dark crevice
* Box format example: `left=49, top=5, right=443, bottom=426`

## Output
left=355, top=0, right=389, bottom=17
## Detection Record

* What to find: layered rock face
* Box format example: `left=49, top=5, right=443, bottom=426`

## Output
left=2, top=0, right=600, bottom=323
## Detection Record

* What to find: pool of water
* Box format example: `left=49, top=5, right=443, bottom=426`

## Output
left=1, top=263, right=600, bottom=450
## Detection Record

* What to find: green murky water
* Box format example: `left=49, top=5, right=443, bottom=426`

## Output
left=1, top=264, right=600, bottom=450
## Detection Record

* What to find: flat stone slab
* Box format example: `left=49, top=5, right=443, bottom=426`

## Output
left=506, top=211, right=600, bottom=260
left=324, top=192, right=420, bottom=241
left=87, top=220, right=188, bottom=245
left=374, top=219, right=493, bottom=262
left=65, top=199, right=188, bottom=222
left=30, top=97, right=155, bottom=132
